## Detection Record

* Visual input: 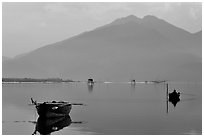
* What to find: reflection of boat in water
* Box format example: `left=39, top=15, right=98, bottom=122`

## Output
left=33, top=115, right=72, bottom=135
left=31, top=98, right=72, bottom=118
left=87, top=78, right=94, bottom=93
left=87, top=83, right=94, bottom=92
left=168, top=90, right=180, bottom=107
left=32, top=115, right=84, bottom=135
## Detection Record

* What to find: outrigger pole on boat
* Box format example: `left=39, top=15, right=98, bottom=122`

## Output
left=166, top=83, right=168, bottom=114
left=30, top=98, right=86, bottom=106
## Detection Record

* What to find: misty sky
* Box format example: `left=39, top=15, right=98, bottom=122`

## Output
left=2, top=2, right=202, bottom=57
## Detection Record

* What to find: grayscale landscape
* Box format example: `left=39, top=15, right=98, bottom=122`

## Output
left=2, top=2, right=202, bottom=135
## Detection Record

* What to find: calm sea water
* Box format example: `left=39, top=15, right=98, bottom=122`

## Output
left=2, top=82, right=202, bottom=135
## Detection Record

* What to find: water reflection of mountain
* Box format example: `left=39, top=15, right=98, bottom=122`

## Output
left=33, top=115, right=72, bottom=135
left=130, top=83, right=136, bottom=92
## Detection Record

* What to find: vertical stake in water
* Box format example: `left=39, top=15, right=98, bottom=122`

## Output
left=167, top=83, right=168, bottom=99
left=166, top=83, right=169, bottom=114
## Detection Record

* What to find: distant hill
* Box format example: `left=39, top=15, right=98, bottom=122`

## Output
left=3, top=15, right=202, bottom=82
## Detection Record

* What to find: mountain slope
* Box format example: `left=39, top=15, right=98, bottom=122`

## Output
left=3, top=15, right=202, bottom=82
left=2, top=56, right=10, bottom=62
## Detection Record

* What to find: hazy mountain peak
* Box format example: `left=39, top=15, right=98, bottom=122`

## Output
left=109, top=15, right=167, bottom=28
left=143, top=15, right=160, bottom=20
left=94, top=15, right=142, bottom=31
left=111, top=14, right=142, bottom=25
left=124, top=15, right=139, bottom=19
left=142, top=15, right=166, bottom=24
left=3, top=14, right=201, bottom=81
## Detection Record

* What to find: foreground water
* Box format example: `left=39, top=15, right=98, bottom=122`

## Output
left=2, top=82, right=202, bottom=135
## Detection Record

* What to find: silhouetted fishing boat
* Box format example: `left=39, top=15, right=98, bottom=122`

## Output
left=169, top=90, right=180, bottom=99
left=131, top=79, right=136, bottom=84
left=166, top=84, right=181, bottom=113
left=88, top=78, right=94, bottom=85
left=168, top=90, right=180, bottom=107
left=31, top=98, right=72, bottom=118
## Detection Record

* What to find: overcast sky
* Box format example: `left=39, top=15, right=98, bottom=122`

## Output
left=2, top=2, right=202, bottom=57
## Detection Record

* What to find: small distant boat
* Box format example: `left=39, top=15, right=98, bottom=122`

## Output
left=87, top=78, right=94, bottom=85
left=166, top=90, right=181, bottom=112
left=31, top=98, right=72, bottom=118
left=168, top=89, right=180, bottom=104
left=131, top=80, right=136, bottom=84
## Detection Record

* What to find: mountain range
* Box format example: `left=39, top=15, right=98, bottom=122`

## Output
left=3, top=15, right=202, bottom=82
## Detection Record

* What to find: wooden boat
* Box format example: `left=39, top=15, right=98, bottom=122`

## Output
left=31, top=98, right=72, bottom=118
left=88, top=78, right=94, bottom=85
left=131, top=80, right=136, bottom=84
left=168, top=90, right=180, bottom=107
left=169, top=90, right=180, bottom=99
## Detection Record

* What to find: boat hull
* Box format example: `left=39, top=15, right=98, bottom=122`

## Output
left=169, top=92, right=180, bottom=100
left=36, top=103, right=72, bottom=118
left=88, top=78, right=94, bottom=85
left=168, top=91, right=180, bottom=107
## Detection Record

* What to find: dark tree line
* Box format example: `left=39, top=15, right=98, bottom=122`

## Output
left=2, top=78, right=73, bottom=83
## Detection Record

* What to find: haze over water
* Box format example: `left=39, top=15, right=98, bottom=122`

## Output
left=2, top=82, right=201, bottom=135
